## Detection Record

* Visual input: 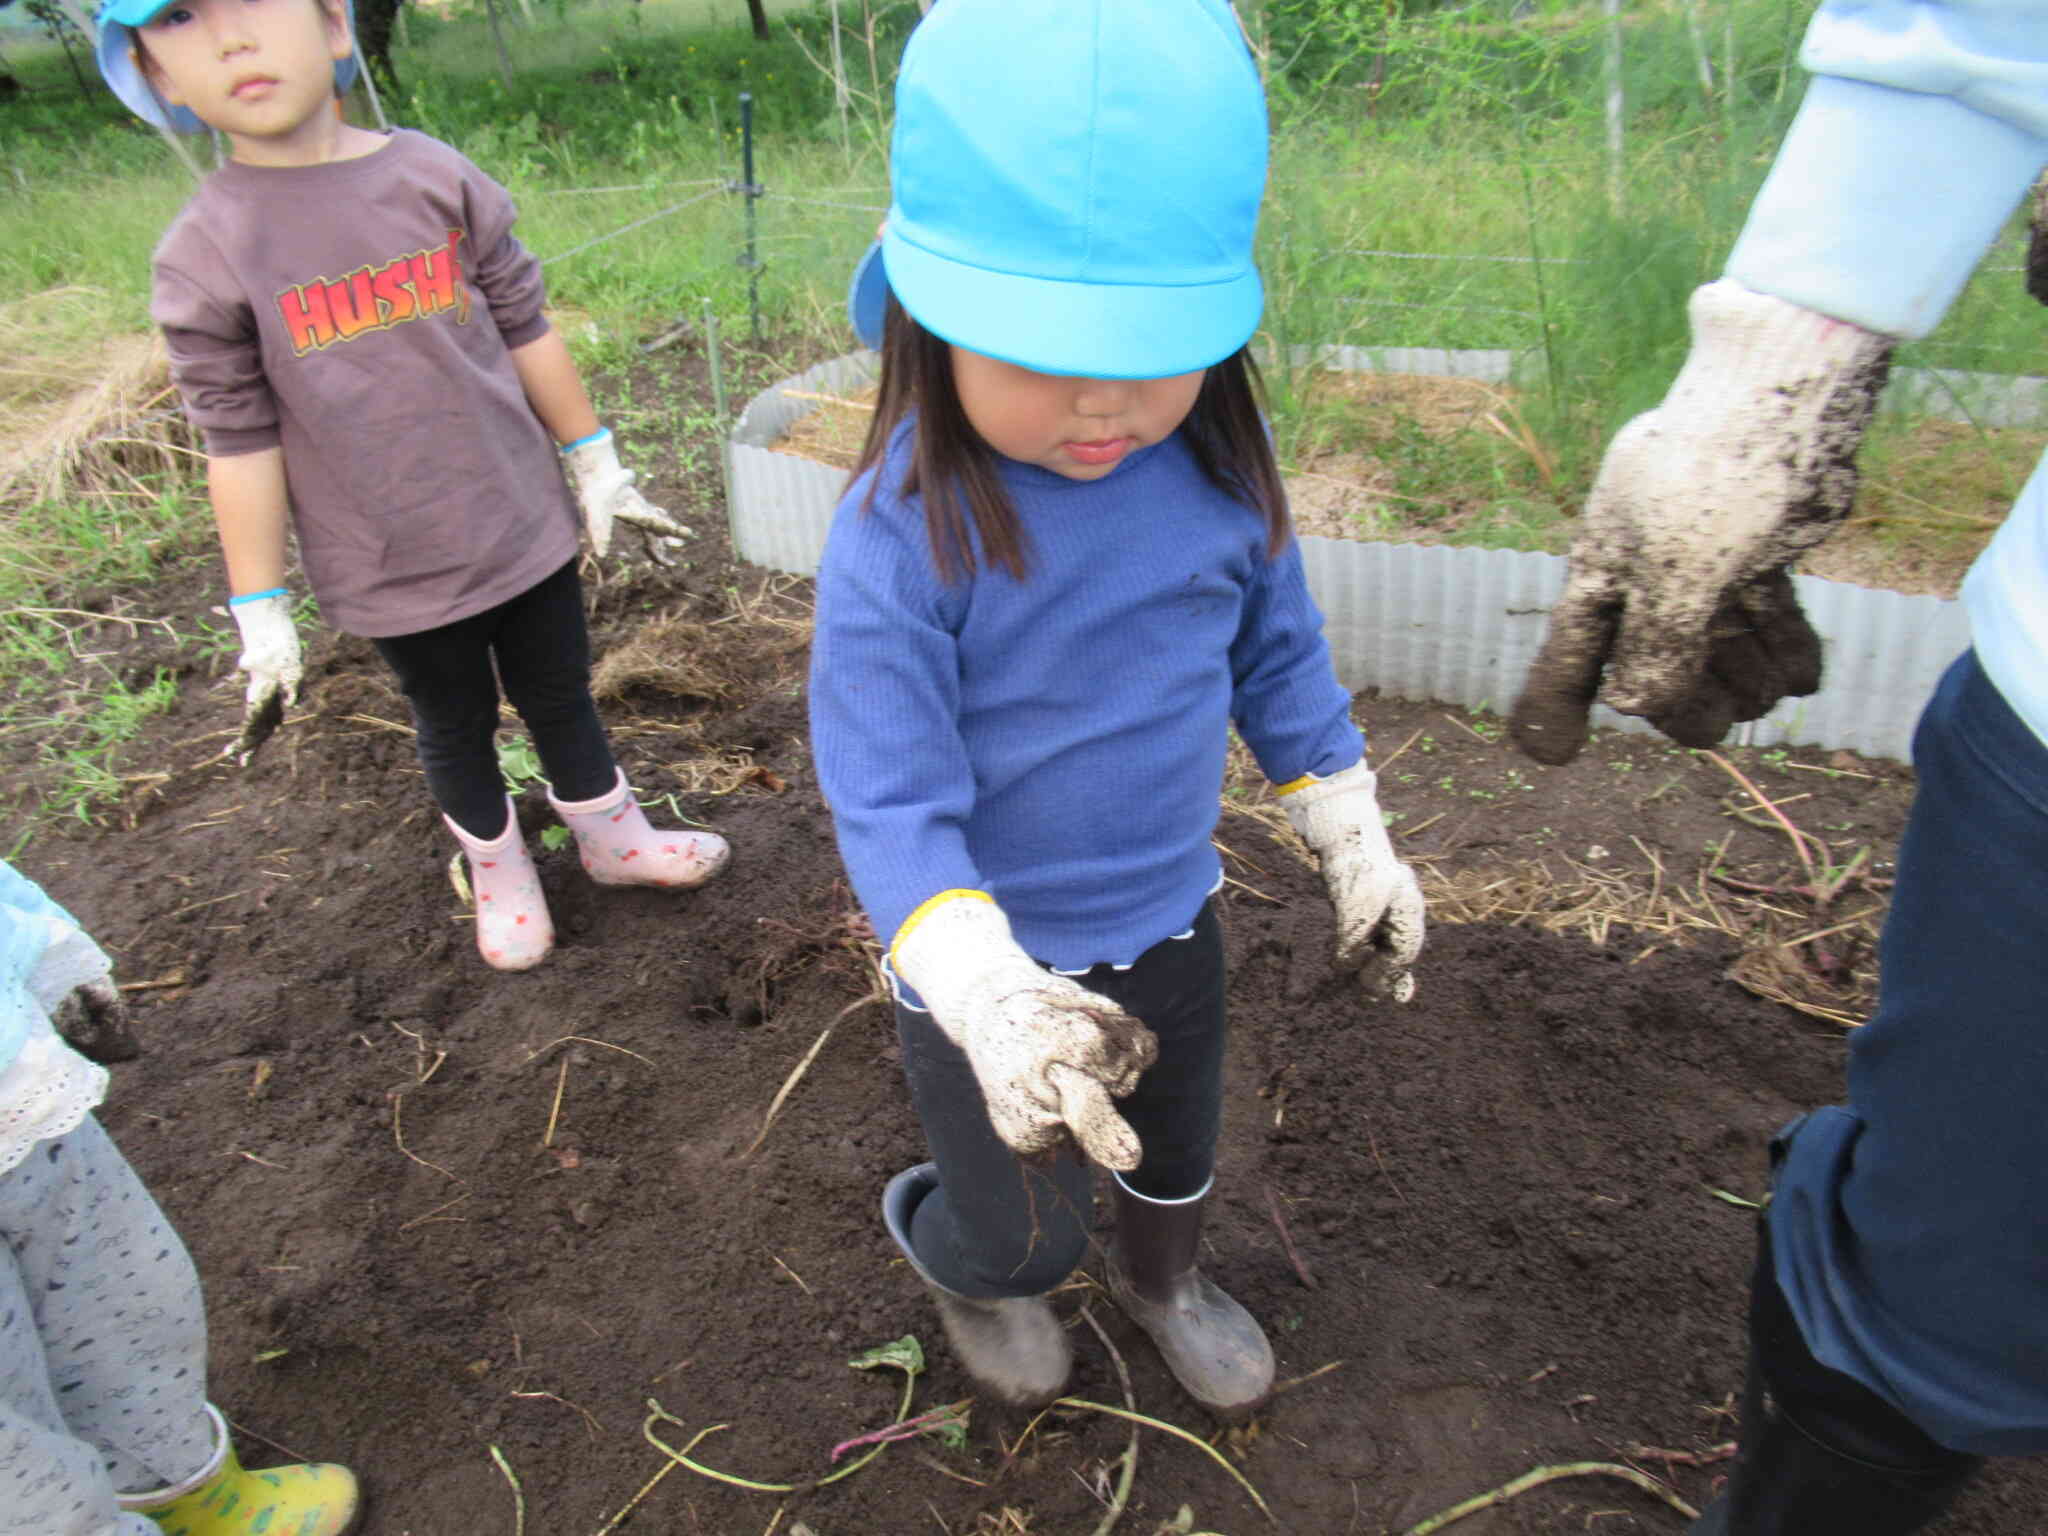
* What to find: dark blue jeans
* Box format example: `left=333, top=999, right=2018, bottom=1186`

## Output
left=1769, top=650, right=2048, bottom=1456
left=897, top=900, right=1227, bottom=1298
left=374, top=560, right=616, bottom=837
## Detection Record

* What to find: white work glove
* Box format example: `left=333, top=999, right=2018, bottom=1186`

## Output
left=562, top=428, right=690, bottom=557
left=228, top=590, right=302, bottom=762
left=1509, top=279, right=1895, bottom=765
left=893, top=895, right=1159, bottom=1171
left=29, top=913, right=138, bottom=1063
left=1281, top=759, right=1425, bottom=1004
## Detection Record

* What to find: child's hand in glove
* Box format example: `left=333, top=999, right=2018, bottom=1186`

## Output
left=562, top=428, right=692, bottom=557
left=1282, top=759, right=1424, bottom=1003
left=30, top=913, right=140, bottom=1063
left=1508, top=280, right=1894, bottom=764
left=226, top=590, right=301, bottom=766
left=893, top=894, right=1158, bottom=1170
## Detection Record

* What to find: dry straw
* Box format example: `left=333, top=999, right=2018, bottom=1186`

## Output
left=0, top=287, right=191, bottom=509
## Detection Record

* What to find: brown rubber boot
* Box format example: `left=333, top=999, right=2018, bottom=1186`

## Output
left=1106, top=1172, right=1274, bottom=1420
left=883, top=1163, right=1072, bottom=1407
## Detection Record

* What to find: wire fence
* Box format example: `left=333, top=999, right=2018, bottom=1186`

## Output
left=516, top=147, right=2041, bottom=381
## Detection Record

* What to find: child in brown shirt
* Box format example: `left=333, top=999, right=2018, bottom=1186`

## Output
left=95, top=0, right=729, bottom=970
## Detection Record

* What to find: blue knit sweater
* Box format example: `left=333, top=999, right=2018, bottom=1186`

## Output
left=809, top=421, right=1363, bottom=972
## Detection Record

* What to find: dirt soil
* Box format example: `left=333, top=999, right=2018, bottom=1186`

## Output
left=11, top=342, right=2045, bottom=1536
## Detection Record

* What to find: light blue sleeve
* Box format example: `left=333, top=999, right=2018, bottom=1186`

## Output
left=0, top=861, right=79, bottom=1075
left=1726, top=0, right=2048, bottom=338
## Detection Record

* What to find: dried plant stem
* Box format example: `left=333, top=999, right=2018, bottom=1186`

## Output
left=488, top=1444, right=525, bottom=1536
left=631, top=1361, right=919, bottom=1501
left=1051, top=1398, right=1274, bottom=1525
left=1623, top=1440, right=1737, bottom=1467
left=389, top=1091, right=462, bottom=1184
left=543, top=1059, right=569, bottom=1148
left=1398, top=1460, right=1697, bottom=1535
left=1264, top=1182, right=1318, bottom=1288
left=1703, top=751, right=1818, bottom=881
left=1076, top=1307, right=1139, bottom=1536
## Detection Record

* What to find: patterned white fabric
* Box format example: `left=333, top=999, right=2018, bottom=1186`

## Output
left=0, top=1020, right=106, bottom=1178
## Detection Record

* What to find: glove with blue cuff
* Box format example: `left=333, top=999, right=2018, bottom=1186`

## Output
left=562, top=428, right=691, bottom=557
left=226, top=589, right=301, bottom=765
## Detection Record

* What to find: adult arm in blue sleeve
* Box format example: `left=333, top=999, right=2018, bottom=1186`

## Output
left=1510, top=0, right=2048, bottom=764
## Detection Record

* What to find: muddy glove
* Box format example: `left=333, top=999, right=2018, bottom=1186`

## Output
left=1508, top=280, right=1894, bottom=765
left=29, top=914, right=140, bottom=1064
left=892, top=894, right=1159, bottom=1170
left=1280, top=759, right=1424, bottom=1004
left=561, top=428, right=690, bottom=557
left=227, top=589, right=301, bottom=764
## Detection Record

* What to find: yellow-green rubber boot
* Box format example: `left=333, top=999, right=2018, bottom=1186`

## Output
left=120, top=1404, right=360, bottom=1536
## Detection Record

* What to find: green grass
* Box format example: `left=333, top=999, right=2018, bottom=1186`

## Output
left=0, top=485, right=224, bottom=841
left=3, top=0, right=2042, bottom=841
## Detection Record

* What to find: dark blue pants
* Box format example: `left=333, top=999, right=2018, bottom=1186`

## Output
left=1769, top=650, right=2048, bottom=1455
left=374, top=560, right=616, bottom=838
left=897, top=901, right=1227, bottom=1298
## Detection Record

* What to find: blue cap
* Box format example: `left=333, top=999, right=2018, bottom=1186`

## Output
left=848, top=0, right=1267, bottom=379
left=95, top=0, right=361, bottom=134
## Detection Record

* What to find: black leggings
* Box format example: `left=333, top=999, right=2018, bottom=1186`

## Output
left=373, top=560, right=615, bottom=838
left=897, top=900, right=1229, bottom=1298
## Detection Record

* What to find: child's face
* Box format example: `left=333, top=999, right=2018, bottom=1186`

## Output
left=948, top=348, right=1206, bottom=482
left=138, top=0, right=351, bottom=160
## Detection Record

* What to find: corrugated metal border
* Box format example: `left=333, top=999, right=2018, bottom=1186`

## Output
left=727, top=349, right=2000, bottom=763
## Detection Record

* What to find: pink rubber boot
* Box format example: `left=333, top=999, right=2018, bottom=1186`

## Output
left=445, top=797, right=555, bottom=971
left=549, top=769, right=730, bottom=888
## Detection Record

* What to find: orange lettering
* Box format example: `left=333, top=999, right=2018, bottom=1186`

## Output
left=278, top=283, right=335, bottom=355
left=371, top=258, right=416, bottom=325
left=412, top=229, right=468, bottom=320
left=324, top=272, right=378, bottom=340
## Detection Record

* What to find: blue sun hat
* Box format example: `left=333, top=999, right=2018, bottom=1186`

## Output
left=849, top=0, right=1268, bottom=379
left=95, top=0, right=362, bottom=133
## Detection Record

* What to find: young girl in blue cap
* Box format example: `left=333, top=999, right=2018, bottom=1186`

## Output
left=810, top=0, right=1425, bottom=1418
left=92, top=0, right=729, bottom=972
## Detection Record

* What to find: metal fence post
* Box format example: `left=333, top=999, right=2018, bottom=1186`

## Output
left=738, top=92, right=763, bottom=343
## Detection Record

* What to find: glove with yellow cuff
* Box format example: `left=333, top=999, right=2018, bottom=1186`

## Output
left=1280, top=758, right=1425, bottom=1004
left=892, top=892, right=1159, bottom=1170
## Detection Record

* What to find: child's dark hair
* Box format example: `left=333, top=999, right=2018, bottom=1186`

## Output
left=853, top=293, right=1290, bottom=583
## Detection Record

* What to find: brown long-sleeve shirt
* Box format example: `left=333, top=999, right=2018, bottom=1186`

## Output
left=152, top=129, right=578, bottom=637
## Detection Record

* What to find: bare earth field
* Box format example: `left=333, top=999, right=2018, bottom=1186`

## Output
left=9, top=343, right=2043, bottom=1534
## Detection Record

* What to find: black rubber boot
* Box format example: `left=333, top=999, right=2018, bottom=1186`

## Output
left=881, top=1163, right=1071, bottom=1408
left=1691, top=1231, right=1983, bottom=1535
left=1105, top=1173, right=1274, bottom=1420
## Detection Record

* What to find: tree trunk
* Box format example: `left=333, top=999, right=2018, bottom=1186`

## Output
left=483, top=0, right=514, bottom=93
left=745, top=0, right=769, bottom=42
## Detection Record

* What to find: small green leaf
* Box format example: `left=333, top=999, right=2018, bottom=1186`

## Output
left=848, top=1336, right=925, bottom=1377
